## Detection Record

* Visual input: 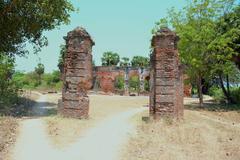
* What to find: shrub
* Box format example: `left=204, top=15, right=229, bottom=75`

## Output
left=231, top=87, right=240, bottom=104
left=208, top=86, right=225, bottom=102
left=0, top=55, right=20, bottom=115
left=115, top=76, right=124, bottom=90
left=129, top=76, right=140, bottom=92
left=144, top=80, right=150, bottom=91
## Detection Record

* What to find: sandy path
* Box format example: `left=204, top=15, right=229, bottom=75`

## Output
left=12, top=94, right=147, bottom=160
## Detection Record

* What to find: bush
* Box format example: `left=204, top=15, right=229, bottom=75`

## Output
left=231, top=87, right=240, bottom=104
left=144, top=80, right=150, bottom=91
left=12, top=70, right=62, bottom=91
left=208, top=86, right=225, bottom=102
left=129, top=76, right=140, bottom=92
left=0, top=55, right=20, bottom=115
left=115, top=76, right=124, bottom=90
left=209, top=86, right=240, bottom=104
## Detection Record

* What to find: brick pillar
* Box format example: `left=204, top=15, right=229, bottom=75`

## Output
left=124, top=67, right=129, bottom=96
left=60, top=27, right=94, bottom=119
left=150, top=28, right=183, bottom=119
left=138, top=67, right=145, bottom=93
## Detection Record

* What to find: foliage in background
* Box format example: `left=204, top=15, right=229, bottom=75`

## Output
left=58, top=44, right=66, bottom=73
left=208, top=86, right=225, bottom=103
left=120, top=57, right=130, bottom=67
left=34, top=63, right=45, bottom=85
left=209, top=5, right=240, bottom=71
left=144, top=80, right=150, bottom=92
left=115, top=76, right=124, bottom=90
left=101, top=51, right=120, bottom=66
left=131, top=56, right=150, bottom=68
left=0, top=0, right=74, bottom=57
left=0, top=55, right=19, bottom=115
left=129, top=76, right=140, bottom=92
left=12, top=70, right=62, bottom=91
left=153, top=0, right=240, bottom=105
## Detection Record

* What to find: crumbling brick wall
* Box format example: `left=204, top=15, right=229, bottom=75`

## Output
left=150, top=28, right=183, bottom=119
left=59, top=27, right=94, bottom=119
left=93, top=66, right=191, bottom=96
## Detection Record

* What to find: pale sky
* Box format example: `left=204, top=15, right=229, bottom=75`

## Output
left=15, top=0, right=187, bottom=73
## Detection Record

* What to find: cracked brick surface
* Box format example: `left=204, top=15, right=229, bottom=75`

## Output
left=150, top=28, right=184, bottom=119
left=59, top=27, right=94, bottom=119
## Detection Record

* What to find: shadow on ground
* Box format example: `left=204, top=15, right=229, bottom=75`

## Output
left=0, top=97, right=58, bottom=117
left=185, top=101, right=240, bottom=112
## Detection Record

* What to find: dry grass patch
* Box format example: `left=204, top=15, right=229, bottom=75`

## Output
left=44, top=116, right=93, bottom=148
left=44, top=94, right=148, bottom=148
left=0, top=117, right=18, bottom=160
left=122, top=110, right=240, bottom=160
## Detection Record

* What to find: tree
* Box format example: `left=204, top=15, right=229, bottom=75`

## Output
left=206, top=3, right=240, bottom=103
left=131, top=56, right=150, bottom=68
left=101, top=51, right=120, bottom=66
left=0, top=0, right=74, bottom=57
left=0, top=54, right=19, bottom=114
left=212, top=5, right=240, bottom=70
left=153, top=0, right=237, bottom=106
left=115, top=76, right=124, bottom=90
left=129, top=76, right=140, bottom=92
left=0, top=54, right=15, bottom=95
left=120, top=57, right=130, bottom=67
left=35, top=63, right=44, bottom=85
left=58, top=45, right=66, bottom=73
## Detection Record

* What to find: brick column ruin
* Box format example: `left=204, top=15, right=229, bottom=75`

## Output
left=150, top=28, right=183, bottom=119
left=60, top=27, right=94, bottom=119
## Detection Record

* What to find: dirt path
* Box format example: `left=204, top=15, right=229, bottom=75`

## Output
left=12, top=94, right=147, bottom=160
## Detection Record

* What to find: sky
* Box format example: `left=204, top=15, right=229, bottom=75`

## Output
left=15, top=0, right=187, bottom=73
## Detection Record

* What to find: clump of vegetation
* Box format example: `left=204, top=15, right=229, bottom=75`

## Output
left=131, top=56, right=150, bottom=68
left=208, top=86, right=225, bottom=103
left=101, top=51, right=120, bottom=66
left=231, top=88, right=240, bottom=104
left=115, top=76, right=124, bottom=90
left=34, top=63, right=45, bottom=85
left=144, top=80, right=150, bottom=92
left=13, top=70, right=62, bottom=91
left=154, top=0, right=240, bottom=105
left=0, top=0, right=74, bottom=57
left=0, top=0, right=74, bottom=116
left=129, top=76, right=140, bottom=92
left=0, top=55, right=20, bottom=115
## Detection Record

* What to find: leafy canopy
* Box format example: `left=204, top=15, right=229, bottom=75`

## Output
left=0, top=0, right=74, bottom=57
left=131, top=56, right=150, bottom=68
left=120, top=57, right=130, bottom=67
left=101, top=51, right=120, bottom=66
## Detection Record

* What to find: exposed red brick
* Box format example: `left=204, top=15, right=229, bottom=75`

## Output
left=59, top=27, right=94, bottom=119
left=150, top=28, right=184, bottom=119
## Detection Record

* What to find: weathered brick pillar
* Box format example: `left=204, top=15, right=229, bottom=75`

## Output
left=60, top=27, right=94, bottom=119
left=124, top=67, right=129, bottom=96
left=150, top=28, right=183, bottom=119
left=138, top=67, right=145, bottom=92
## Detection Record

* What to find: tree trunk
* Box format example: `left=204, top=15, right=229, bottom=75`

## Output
left=197, top=74, right=203, bottom=107
left=219, top=73, right=235, bottom=104
left=226, top=74, right=230, bottom=94
left=232, top=55, right=240, bottom=71
left=38, top=74, right=41, bottom=85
